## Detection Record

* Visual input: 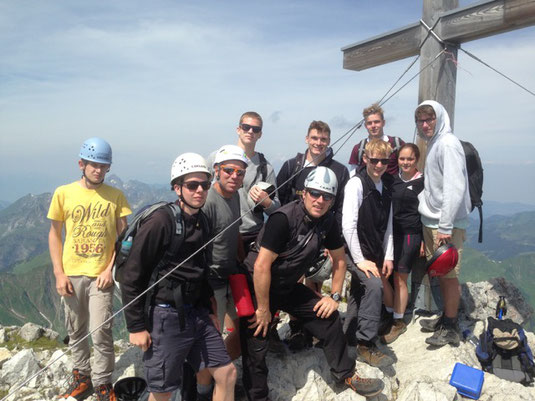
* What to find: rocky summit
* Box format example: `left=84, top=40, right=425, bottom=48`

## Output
left=1, top=279, right=535, bottom=401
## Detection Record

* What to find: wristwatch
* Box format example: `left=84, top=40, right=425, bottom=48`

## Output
left=330, top=292, right=341, bottom=302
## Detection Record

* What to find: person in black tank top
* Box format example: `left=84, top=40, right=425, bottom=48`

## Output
left=381, top=143, right=424, bottom=344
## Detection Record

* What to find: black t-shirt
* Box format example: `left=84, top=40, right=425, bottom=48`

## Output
left=260, top=212, right=344, bottom=254
left=392, top=174, right=424, bottom=235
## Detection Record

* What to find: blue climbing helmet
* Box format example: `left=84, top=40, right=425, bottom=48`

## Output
left=79, top=137, right=113, bottom=164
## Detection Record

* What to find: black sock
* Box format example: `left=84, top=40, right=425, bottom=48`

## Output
left=443, top=316, right=458, bottom=328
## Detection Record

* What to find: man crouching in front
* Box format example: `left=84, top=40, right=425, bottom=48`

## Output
left=240, top=166, right=384, bottom=400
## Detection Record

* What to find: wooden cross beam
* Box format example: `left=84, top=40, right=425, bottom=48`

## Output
left=342, top=0, right=535, bottom=126
left=341, top=0, right=535, bottom=311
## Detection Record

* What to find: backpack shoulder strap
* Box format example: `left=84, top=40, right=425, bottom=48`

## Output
left=294, top=152, right=305, bottom=175
left=393, top=136, right=401, bottom=150
left=357, top=138, right=367, bottom=165
left=257, top=152, right=268, bottom=182
left=290, top=152, right=306, bottom=192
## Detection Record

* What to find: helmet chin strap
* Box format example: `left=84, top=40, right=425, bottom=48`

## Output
left=178, top=189, right=202, bottom=210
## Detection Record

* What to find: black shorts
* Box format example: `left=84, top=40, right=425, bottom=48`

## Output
left=393, top=233, right=422, bottom=274
left=143, top=305, right=231, bottom=393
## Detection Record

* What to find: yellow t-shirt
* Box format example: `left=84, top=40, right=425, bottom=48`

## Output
left=47, top=181, right=132, bottom=277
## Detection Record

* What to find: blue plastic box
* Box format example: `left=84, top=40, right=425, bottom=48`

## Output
left=449, top=362, right=484, bottom=399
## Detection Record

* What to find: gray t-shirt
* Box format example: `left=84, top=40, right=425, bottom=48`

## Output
left=238, top=152, right=280, bottom=234
left=202, top=186, right=241, bottom=287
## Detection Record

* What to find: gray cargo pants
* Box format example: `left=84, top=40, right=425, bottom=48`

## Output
left=63, top=276, right=115, bottom=386
left=343, top=264, right=383, bottom=343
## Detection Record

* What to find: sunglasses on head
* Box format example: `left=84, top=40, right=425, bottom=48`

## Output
left=368, top=158, right=389, bottom=166
left=240, top=123, right=262, bottom=134
left=307, top=189, right=334, bottom=201
left=182, top=181, right=211, bottom=191
left=220, top=165, right=246, bottom=177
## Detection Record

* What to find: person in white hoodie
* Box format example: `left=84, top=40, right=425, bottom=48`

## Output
left=415, top=100, right=471, bottom=347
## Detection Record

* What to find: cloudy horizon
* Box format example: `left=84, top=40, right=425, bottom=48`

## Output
left=1, top=0, right=534, bottom=204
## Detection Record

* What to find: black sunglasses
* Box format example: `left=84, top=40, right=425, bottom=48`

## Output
left=307, top=189, right=334, bottom=201
left=368, top=158, right=389, bottom=166
left=240, top=123, right=262, bottom=134
left=182, top=181, right=211, bottom=191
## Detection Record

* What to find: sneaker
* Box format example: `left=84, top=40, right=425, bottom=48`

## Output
left=345, top=372, right=384, bottom=397
left=58, top=369, right=93, bottom=400
left=425, top=324, right=460, bottom=347
left=419, top=314, right=443, bottom=332
left=95, top=383, right=116, bottom=401
left=381, top=319, right=407, bottom=344
left=377, top=311, right=394, bottom=336
left=356, top=343, right=394, bottom=368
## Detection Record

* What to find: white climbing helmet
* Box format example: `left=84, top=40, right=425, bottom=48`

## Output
left=170, top=153, right=211, bottom=184
left=304, top=166, right=338, bottom=196
left=213, top=144, right=249, bottom=166
left=305, top=254, right=333, bottom=283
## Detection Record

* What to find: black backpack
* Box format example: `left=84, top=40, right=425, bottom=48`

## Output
left=460, top=140, right=484, bottom=243
left=476, top=317, right=535, bottom=385
left=113, top=201, right=185, bottom=283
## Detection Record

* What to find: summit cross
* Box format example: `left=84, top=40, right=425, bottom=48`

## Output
left=342, top=0, right=535, bottom=127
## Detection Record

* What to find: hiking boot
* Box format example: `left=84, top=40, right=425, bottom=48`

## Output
left=95, top=384, right=116, bottom=401
left=378, top=311, right=394, bottom=336
left=381, top=319, right=407, bottom=344
left=268, top=323, right=286, bottom=355
left=356, top=343, right=394, bottom=368
left=287, top=321, right=310, bottom=352
left=425, top=324, right=460, bottom=347
left=58, top=369, right=93, bottom=400
left=345, top=372, right=384, bottom=397
left=419, top=314, right=443, bottom=332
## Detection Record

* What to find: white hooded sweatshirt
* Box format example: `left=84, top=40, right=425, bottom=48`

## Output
left=417, top=100, right=471, bottom=235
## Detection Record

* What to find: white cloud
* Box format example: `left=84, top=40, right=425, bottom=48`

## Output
left=1, top=1, right=534, bottom=203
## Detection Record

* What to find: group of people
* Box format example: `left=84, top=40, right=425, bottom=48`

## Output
left=47, top=100, right=472, bottom=401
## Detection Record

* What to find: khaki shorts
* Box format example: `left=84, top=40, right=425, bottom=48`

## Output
left=213, top=284, right=238, bottom=327
left=423, top=227, right=465, bottom=279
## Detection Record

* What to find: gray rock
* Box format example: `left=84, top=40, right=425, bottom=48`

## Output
left=0, top=347, right=13, bottom=368
left=43, top=328, right=59, bottom=341
left=0, top=327, right=8, bottom=343
left=0, top=349, right=42, bottom=388
left=19, top=322, right=44, bottom=342
left=461, top=278, right=534, bottom=325
left=45, top=349, right=72, bottom=383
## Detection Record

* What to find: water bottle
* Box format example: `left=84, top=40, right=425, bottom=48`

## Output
left=462, top=329, right=479, bottom=347
left=496, top=296, right=507, bottom=320
left=120, top=236, right=133, bottom=257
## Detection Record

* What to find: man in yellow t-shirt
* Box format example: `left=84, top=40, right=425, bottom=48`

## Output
left=48, top=137, right=131, bottom=401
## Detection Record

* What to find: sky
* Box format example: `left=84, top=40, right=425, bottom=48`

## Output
left=1, top=0, right=534, bottom=204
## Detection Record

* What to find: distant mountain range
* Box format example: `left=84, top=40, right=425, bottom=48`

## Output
left=482, top=200, right=535, bottom=217
left=0, top=176, right=533, bottom=335
left=0, top=175, right=173, bottom=271
left=0, top=193, right=52, bottom=272
left=466, top=211, right=535, bottom=260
